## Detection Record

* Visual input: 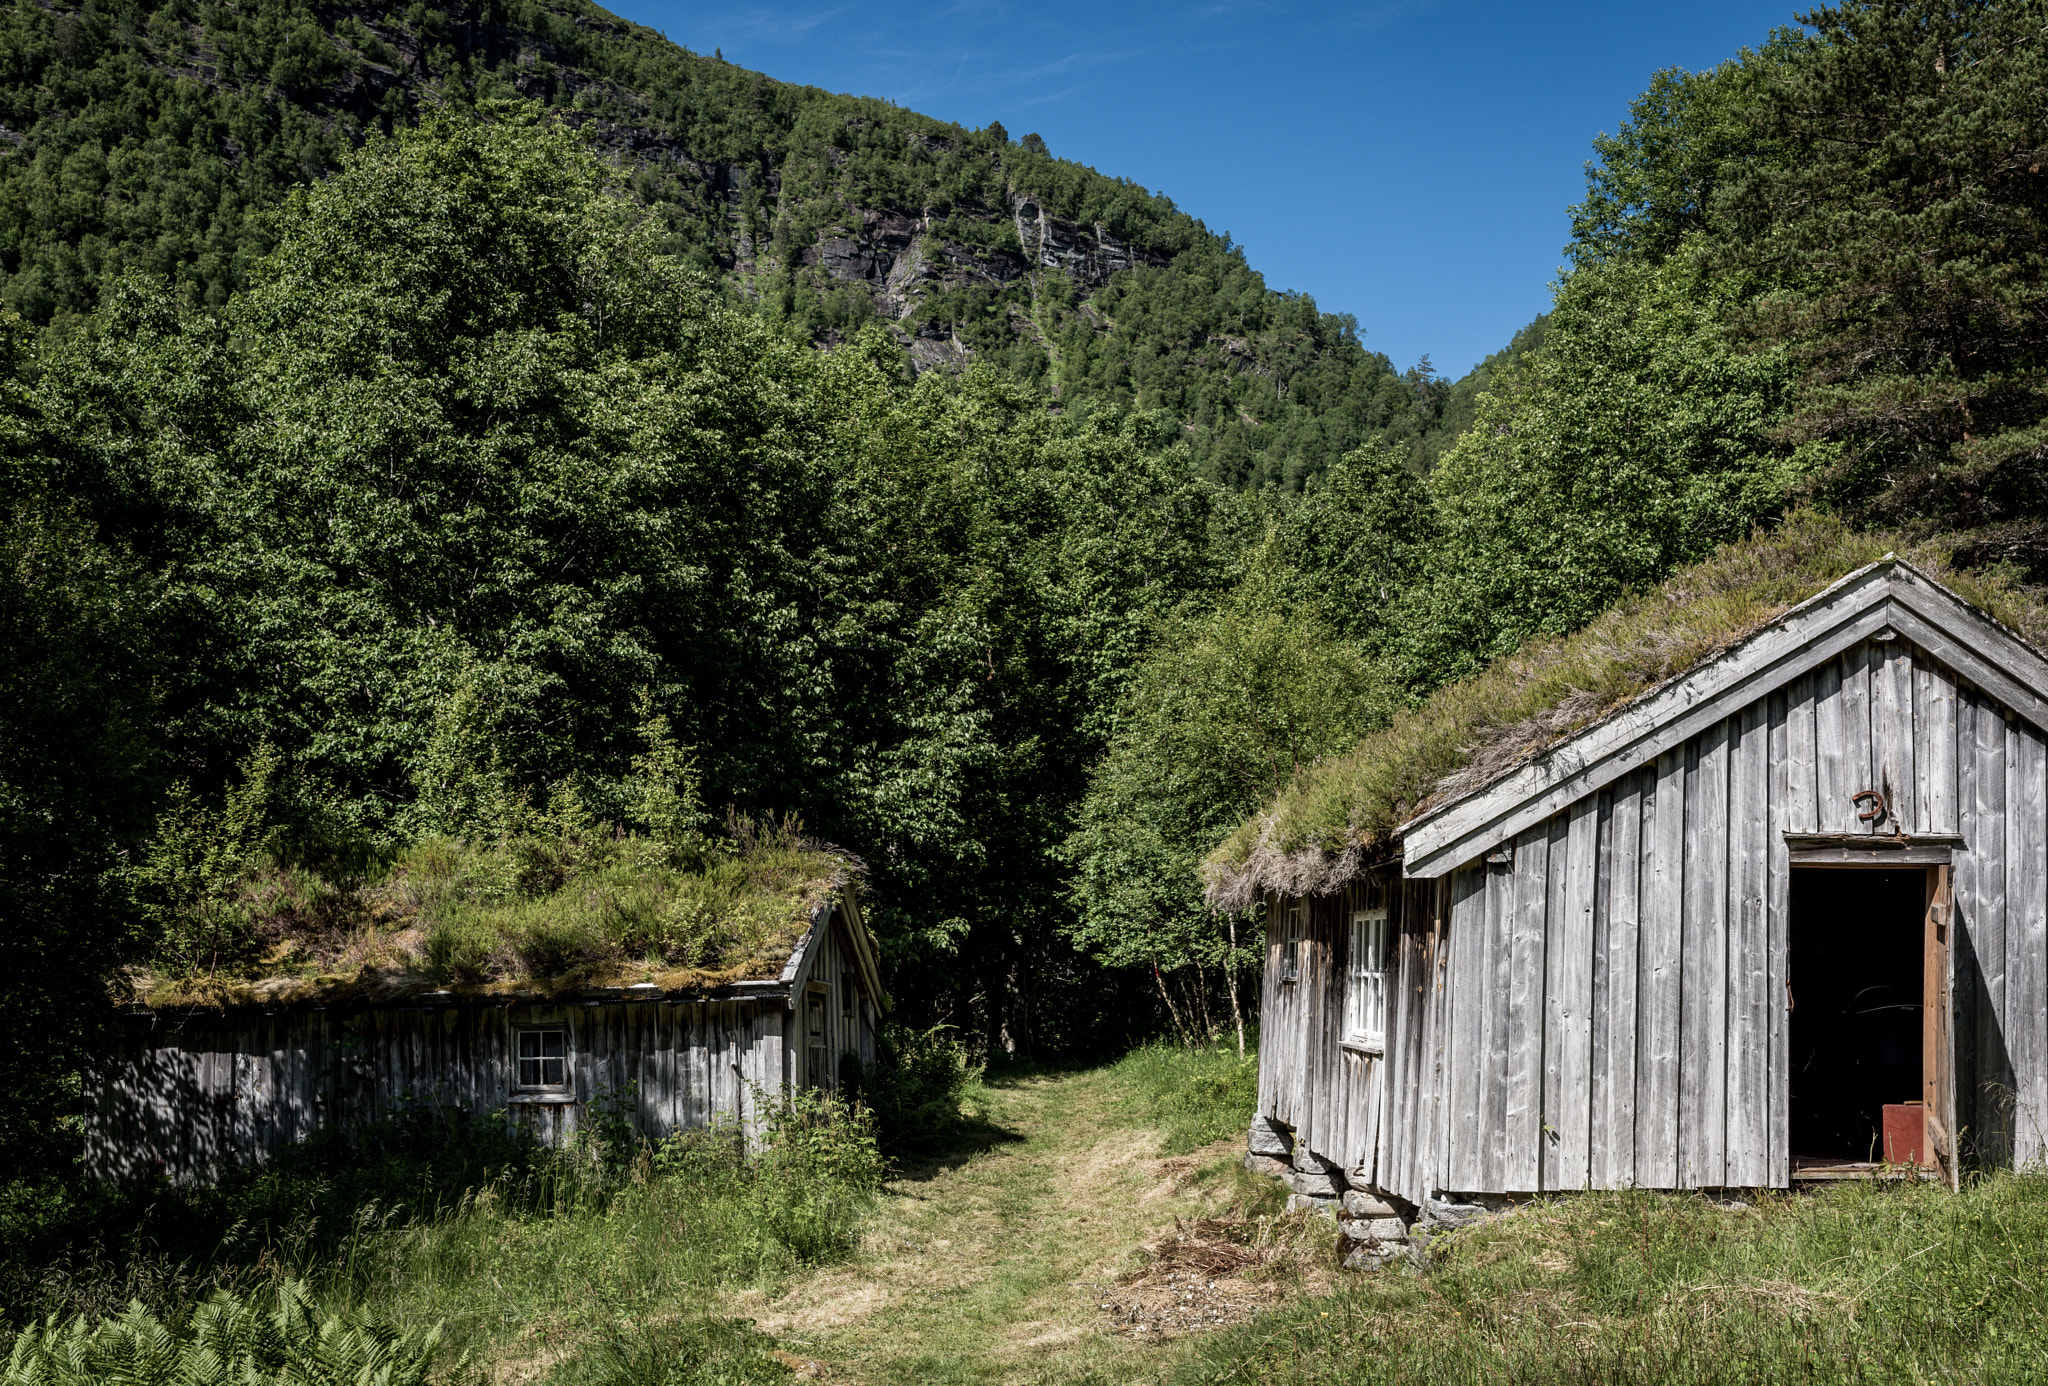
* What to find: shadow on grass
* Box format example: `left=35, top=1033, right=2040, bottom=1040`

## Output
left=876, top=1053, right=1110, bottom=1185
left=884, top=1111, right=1027, bottom=1184
left=977, top=1054, right=1114, bottom=1088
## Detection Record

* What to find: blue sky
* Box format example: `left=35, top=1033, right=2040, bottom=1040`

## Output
left=605, top=1, right=1798, bottom=377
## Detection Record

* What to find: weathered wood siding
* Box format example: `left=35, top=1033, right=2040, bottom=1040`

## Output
left=1263, top=636, right=2048, bottom=1201
left=1255, top=877, right=1398, bottom=1184
left=88, top=997, right=791, bottom=1183
left=787, top=911, right=880, bottom=1089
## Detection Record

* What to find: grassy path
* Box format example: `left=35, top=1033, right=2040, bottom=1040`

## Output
left=733, top=1064, right=1275, bottom=1385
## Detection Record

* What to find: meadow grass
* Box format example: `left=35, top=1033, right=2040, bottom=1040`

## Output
left=1111, top=1036, right=1262, bottom=1155
left=1178, top=1171, right=2048, bottom=1385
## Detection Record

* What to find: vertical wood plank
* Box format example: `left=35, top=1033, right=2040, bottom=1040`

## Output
left=1550, top=796, right=1598, bottom=1190
left=2012, top=719, right=2047, bottom=1163
left=1503, top=824, right=1548, bottom=1190
left=1816, top=658, right=1850, bottom=833
left=1679, top=723, right=1730, bottom=1188
left=1589, top=792, right=1613, bottom=1188
left=1922, top=657, right=1959, bottom=835
left=1982, top=704, right=2015, bottom=1164
left=1444, top=868, right=1484, bottom=1192
left=1767, top=691, right=1793, bottom=1186
left=1637, top=747, right=1685, bottom=1188
left=1728, top=698, right=1772, bottom=1186
left=1787, top=673, right=1819, bottom=834
left=1845, top=642, right=1878, bottom=834
left=1600, top=772, right=1644, bottom=1189
left=1883, top=639, right=1917, bottom=831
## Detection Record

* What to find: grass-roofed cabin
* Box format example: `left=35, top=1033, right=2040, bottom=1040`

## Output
left=86, top=835, right=884, bottom=1184
left=1207, top=526, right=2048, bottom=1216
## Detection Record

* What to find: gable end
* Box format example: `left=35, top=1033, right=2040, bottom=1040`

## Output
left=1401, top=560, right=2048, bottom=878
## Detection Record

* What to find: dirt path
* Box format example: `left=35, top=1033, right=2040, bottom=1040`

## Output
left=732, top=1066, right=1309, bottom=1385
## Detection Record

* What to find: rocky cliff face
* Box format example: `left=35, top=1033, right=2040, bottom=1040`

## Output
left=781, top=197, right=1165, bottom=370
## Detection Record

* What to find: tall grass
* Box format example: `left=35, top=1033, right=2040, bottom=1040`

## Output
left=1179, top=1171, right=2048, bottom=1384
left=1113, top=1038, right=1261, bottom=1155
left=6, top=1090, right=883, bottom=1383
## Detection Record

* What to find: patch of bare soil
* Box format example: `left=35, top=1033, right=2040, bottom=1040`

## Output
left=1097, top=1210, right=1332, bottom=1341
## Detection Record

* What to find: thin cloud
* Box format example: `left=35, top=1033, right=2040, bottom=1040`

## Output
left=698, top=4, right=854, bottom=50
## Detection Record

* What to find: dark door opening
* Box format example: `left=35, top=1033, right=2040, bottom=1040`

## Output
left=1788, top=867, right=1926, bottom=1164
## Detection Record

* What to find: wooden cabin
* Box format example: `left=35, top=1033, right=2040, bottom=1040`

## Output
left=86, top=884, right=884, bottom=1183
left=1233, top=558, right=2048, bottom=1209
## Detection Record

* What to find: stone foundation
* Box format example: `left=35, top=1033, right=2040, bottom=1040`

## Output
left=1242, top=1119, right=1414, bottom=1270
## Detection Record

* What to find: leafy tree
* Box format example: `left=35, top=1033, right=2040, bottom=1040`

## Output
left=0, top=504, right=158, bottom=1179
left=1066, top=545, right=1393, bottom=1050
left=1395, top=252, right=1804, bottom=691
left=1713, top=0, right=2048, bottom=569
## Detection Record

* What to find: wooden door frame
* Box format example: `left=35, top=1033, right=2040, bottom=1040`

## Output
left=1924, top=863, right=1956, bottom=1187
left=1783, top=853, right=1956, bottom=1186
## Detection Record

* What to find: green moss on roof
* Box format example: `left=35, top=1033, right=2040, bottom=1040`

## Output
left=1203, top=512, right=2048, bottom=911
left=132, top=828, right=862, bottom=1012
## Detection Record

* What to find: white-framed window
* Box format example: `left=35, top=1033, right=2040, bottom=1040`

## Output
left=1346, top=909, right=1389, bottom=1052
left=515, top=1028, right=569, bottom=1090
left=1280, top=904, right=1303, bottom=984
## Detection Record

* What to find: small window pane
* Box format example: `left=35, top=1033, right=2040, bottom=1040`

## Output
left=517, top=1029, right=567, bottom=1089
left=1348, top=910, right=1388, bottom=1049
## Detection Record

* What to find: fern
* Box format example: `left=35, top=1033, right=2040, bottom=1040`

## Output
left=3, top=1282, right=443, bottom=1386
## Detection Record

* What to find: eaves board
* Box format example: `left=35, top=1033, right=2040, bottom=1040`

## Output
left=1398, top=560, right=2048, bottom=879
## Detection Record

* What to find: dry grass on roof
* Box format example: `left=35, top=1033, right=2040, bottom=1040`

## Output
left=133, top=816, right=860, bottom=1012
left=1203, top=510, right=2048, bottom=912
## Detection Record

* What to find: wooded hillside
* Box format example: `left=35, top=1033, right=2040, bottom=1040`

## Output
left=0, top=0, right=1489, bottom=487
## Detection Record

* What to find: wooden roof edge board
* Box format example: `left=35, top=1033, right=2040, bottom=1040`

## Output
left=775, top=885, right=889, bottom=1013
left=1400, top=596, right=1895, bottom=878
left=1884, top=583, right=2048, bottom=732
left=835, top=884, right=890, bottom=1012
left=1401, top=560, right=2048, bottom=879
left=777, top=896, right=835, bottom=988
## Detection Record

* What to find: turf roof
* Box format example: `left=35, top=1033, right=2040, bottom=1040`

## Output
left=131, top=843, right=866, bottom=1013
left=1202, top=511, right=2048, bottom=912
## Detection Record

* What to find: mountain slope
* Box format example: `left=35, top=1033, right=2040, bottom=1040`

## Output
left=0, top=0, right=1479, bottom=486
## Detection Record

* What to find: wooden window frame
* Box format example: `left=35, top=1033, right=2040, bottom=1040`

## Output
left=1279, top=904, right=1302, bottom=984
left=806, top=981, right=831, bottom=1089
left=1344, top=908, right=1388, bottom=1055
left=513, top=1026, right=571, bottom=1096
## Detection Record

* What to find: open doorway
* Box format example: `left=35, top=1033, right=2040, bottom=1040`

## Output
left=1788, top=868, right=1926, bottom=1167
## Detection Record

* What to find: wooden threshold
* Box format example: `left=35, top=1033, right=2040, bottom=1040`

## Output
left=1790, top=1159, right=1939, bottom=1183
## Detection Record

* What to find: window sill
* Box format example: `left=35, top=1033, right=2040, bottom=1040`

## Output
left=1340, top=1038, right=1384, bottom=1057
left=508, top=1092, right=576, bottom=1105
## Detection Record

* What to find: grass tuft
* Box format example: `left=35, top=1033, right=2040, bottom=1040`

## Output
left=1112, top=1038, right=1262, bottom=1156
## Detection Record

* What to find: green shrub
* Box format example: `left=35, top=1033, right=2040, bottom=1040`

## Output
left=1113, top=1038, right=1260, bottom=1155
left=3, top=1281, right=441, bottom=1386
left=651, top=1088, right=883, bottom=1268
left=852, top=1024, right=977, bottom=1158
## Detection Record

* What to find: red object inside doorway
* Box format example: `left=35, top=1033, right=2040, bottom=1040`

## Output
left=1883, top=1103, right=1924, bottom=1166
